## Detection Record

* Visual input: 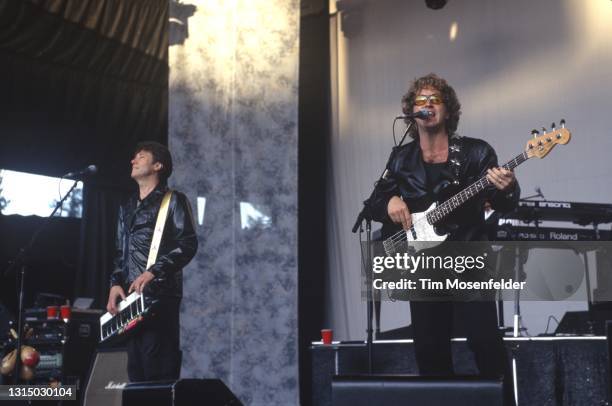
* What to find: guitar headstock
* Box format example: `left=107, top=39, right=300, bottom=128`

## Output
left=525, top=120, right=571, bottom=159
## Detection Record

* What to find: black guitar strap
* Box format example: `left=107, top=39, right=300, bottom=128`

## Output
left=448, top=133, right=465, bottom=186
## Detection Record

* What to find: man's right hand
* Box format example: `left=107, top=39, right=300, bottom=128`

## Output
left=106, top=285, right=126, bottom=315
left=387, top=196, right=412, bottom=230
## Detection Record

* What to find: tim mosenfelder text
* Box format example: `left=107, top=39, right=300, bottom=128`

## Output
left=370, top=252, right=526, bottom=291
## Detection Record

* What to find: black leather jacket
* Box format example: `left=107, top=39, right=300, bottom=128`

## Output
left=370, top=135, right=520, bottom=241
left=110, top=184, right=198, bottom=297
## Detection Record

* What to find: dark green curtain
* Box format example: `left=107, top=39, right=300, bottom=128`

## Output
left=0, top=0, right=169, bottom=307
left=0, top=0, right=168, bottom=177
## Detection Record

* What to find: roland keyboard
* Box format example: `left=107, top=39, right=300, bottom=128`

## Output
left=99, top=292, right=149, bottom=342
left=504, top=200, right=612, bottom=225
left=495, top=225, right=611, bottom=242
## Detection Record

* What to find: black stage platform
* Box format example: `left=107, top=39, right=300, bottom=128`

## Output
left=311, top=337, right=609, bottom=406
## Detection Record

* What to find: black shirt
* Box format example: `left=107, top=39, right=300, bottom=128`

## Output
left=424, top=161, right=447, bottom=201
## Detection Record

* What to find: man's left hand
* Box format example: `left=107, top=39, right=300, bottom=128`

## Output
left=486, top=167, right=516, bottom=192
left=129, top=271, right=156, bottom=294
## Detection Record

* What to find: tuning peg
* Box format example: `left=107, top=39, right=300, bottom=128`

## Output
left=551, top=122, right=556, bottom=131
left=531, top=129, right=540, bottom=138
left=541, top=126, right=547, bottom=134
left=560, top=119, right=566, bottom=128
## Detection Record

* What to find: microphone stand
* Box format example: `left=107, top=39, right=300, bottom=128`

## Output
left=3, top=179, right=80, bottom=383
left=351, top=120, right=413, bottom=232
left=352, top=120, right=415, bottom=374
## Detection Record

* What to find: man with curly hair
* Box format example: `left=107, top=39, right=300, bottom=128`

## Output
left=371, top=73, right=519, bottom=404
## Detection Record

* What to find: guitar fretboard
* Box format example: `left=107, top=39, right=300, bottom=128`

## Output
left=426, top=151, right=528, bottom=224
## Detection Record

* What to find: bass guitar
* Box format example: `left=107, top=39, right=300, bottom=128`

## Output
left=382, top=122, right=571, bottom=256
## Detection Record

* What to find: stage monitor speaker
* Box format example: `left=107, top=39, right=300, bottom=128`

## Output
left=83, top=347, right=128, bottom=406
left=332, top=375, right=503, bottom=406
left=122, top=379, right=243, bottom=406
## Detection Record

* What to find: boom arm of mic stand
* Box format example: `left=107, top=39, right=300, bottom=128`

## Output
left=352, top=122, right=413, bottom=233
left=394, top=118, right=413, bottom=148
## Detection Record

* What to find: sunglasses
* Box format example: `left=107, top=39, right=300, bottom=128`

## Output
left=414, top=94, right=443, bottom=106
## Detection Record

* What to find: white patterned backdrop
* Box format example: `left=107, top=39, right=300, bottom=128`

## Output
left=168, top=1, right=299, bottom=404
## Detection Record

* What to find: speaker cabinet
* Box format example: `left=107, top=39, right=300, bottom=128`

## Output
left=332, top=375, right=503, bottom=406
left=122, top=379, right=243, bottom=406
left=83, top=348, right=128, bottom=406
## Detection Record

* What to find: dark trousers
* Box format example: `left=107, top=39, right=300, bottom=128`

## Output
left=127, top=296, right=182, bottom=382
left=410, top=301, right=515, bottom=405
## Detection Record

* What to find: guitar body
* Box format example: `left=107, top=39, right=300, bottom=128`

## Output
left=383, top=202, right=449, bottom=256
left=408, top=202, right=449, bottom=242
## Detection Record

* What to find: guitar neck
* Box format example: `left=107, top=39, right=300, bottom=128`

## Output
left=427, top=151, right=529, bottom=224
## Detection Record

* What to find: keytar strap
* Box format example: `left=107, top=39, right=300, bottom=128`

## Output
left=146, top=191, right=173, bottom=270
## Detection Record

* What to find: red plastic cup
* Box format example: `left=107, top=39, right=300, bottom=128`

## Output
left=46, top=306, right=59, bottom=320
left=321, top=329, right=333, bottom=345
left=60, top=305, right=72, bottom=322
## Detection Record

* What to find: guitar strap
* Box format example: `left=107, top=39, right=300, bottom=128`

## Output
left=146, top=190, right=173, bottom=270
left=448, top=134, right=465, bottom=186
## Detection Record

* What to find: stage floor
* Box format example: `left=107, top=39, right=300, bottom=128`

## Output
left=311, top=337, right=609, bottom=406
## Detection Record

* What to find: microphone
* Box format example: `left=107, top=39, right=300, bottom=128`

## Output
left=64, top=165, right=98, bottom=179
left=395, top=110, right=433, bottom=120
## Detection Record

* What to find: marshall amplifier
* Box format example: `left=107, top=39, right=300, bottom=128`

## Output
left=122, top=379, right=243, bottom=406
left=83, top=348, right=129, bottom=406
